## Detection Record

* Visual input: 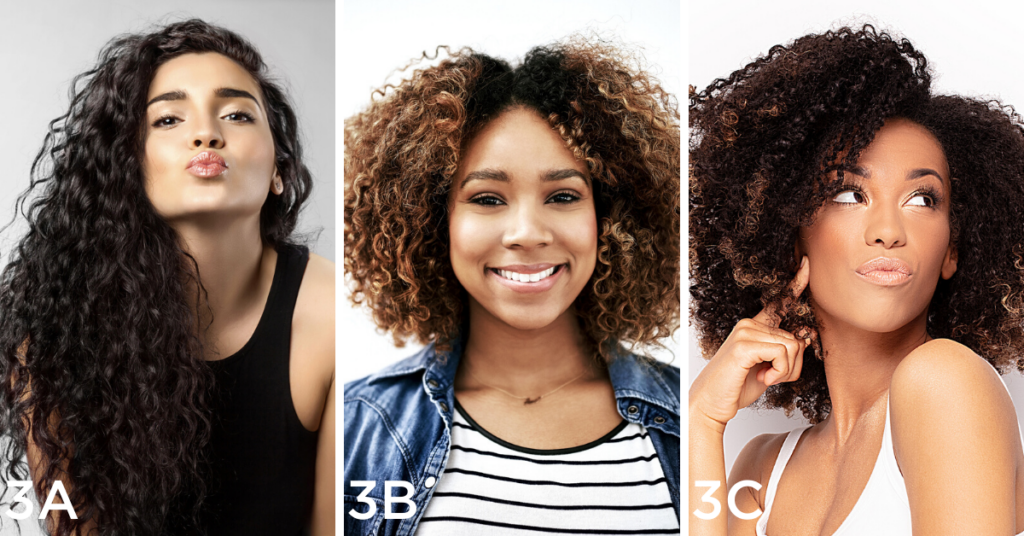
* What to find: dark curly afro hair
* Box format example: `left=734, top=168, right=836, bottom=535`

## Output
left=346, top=36, right=680, bottom=360
left=690, top=24, right=1024, bottom=423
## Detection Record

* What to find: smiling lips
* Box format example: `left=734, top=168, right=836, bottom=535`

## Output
left=856, top=257, right=912, bottom=286
left=186, top=151, right=228, bottom=178
left=489, top=264, right=564, bottom=293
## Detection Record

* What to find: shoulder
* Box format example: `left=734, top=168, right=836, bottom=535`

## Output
left=890, top=338, right=1011, bottom=413
left=297, top=252, right=335, bottom=310
left=729, top=431, right=790, bottom=505
left=293, top=252, right=335, bottom=384
left=889, top=338, right=1019, bottom=474
left=343, top=345, right=434, bottom=408
left=608, top=351, right=680, bottom=412
left=343, top=346, right=444, bottom=482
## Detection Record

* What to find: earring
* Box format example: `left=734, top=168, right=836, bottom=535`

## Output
left=273, top=178, right=284, bottom=194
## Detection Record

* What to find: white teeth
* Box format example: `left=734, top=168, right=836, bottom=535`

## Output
left=497, top=266, right=557, bottom=283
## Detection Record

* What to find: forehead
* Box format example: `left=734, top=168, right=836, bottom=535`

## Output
left=456, top=107, right=585, bottom=179
left=147, top=52, right=263, bottom=103
left=857, top=118, right=949, bottom=178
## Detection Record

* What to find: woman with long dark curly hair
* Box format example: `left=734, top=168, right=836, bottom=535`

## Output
left=0, top=19, right=335, bottom=536
left=344, top=37, right=680, bottom=535
left=689, top=24, right=1024, bottom=535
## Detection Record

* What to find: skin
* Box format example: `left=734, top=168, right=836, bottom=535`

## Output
left=28, top=53, right=336, bottom=535
left=689, top=119, right=1024, bottom=535
left=448, top=106, right=621, bottom=449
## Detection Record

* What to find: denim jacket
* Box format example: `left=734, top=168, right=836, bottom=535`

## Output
left=343, top=338, right=680, bottom=536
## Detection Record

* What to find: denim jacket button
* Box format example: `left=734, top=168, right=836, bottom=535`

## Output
left=440, top=401, right=449, bottom=412
left=427, top=379, right=439, bottom=389
left=425, top=476, right=437, bottom=488
left=627, top=405, right=639, bottom=415
left=654, top=416, right=666, bottom=424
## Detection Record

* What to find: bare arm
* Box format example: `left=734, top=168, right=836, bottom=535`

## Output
left=891, top=338, right=1020, bottom=535
left=294, top=252, right=336, bottom=535
left=310, top=378, right=335, bottom=535
left=727, top=433, right=784, bottom=535
left=689, top=258, right=810, bottom=535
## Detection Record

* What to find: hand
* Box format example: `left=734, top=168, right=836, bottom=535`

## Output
left=690, top=256, right=811, bottom=431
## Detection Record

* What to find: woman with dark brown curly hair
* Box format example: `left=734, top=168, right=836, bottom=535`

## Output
left=689, top=25, right=1024, bottom=535
left=344, top=38, right=680, bottom=535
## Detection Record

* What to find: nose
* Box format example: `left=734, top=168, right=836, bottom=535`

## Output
left=501, top=204, right=553, bottom=249
left=864, top=204, right=906, bottom=248
left=190, top=116, right=223, bottom=149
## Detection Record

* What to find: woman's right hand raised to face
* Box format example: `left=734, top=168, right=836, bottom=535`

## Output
left=689, top=257, right=811, bottom=432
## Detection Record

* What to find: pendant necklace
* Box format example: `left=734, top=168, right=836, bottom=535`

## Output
left=466, top=366, right=588, bottom=405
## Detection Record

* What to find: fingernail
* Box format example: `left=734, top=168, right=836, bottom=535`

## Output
left=800, top=256, right=807, bottom=269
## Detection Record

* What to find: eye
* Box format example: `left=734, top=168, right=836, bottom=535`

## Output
left=832, top=190, right=864, bottom=204
left=224, top=111, right=255, bottom=123
left=469, top=194, right=504, bottom=206
left=547, top=191, right=581, bottom=204
left=906, top=192, right=937, bottom=207
left=151, top=115, right=181, bottom=128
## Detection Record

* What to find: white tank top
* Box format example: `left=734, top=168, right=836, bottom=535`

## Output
left=756, top=384, right=1024, bottom=535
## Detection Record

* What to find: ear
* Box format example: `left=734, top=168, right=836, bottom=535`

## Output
left=793, top=231, right=805, bottom=270
left=270, top=168, right=283, bottom=195
left=941, top=243, right=958, bottom=280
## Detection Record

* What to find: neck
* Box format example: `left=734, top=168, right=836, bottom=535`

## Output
left=460, top=300, right=597, bottom=396
left=814, top=304, right=930, bottom=444
left=171, top=214, right=267, bottom=336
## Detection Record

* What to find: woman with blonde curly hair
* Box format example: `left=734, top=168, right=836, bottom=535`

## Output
left=344, top=38, right=680, bottom=535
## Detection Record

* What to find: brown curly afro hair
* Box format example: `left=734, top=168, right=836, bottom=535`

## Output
left=690, top=25, right=1024, bottom=423
left=345, top=37, right=680, bottom=361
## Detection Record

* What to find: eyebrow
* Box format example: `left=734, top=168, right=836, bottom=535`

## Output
left=843, top=165, right=944, bottom=181
left=459, top=168, right=588, bottom=189
left=146, top=87, right=262, bottom=109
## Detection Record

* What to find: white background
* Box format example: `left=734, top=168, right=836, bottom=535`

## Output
left=341, top=0, right=682, bottom=384
left=689, top=0, right=1024, bottom=475
left=0, top=1, right=332, bottom=531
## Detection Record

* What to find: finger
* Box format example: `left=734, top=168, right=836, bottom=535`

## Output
left=772, top=335, right=811, bottom=386
left=752, top=256, right=811, bottom=328
left=761, top=338, right=801, bottom=386
left=735, top=340, right=791, bottom=380
left=789, top=339, right=806, bottom=381
left=737, top=318, right=799, bottom=343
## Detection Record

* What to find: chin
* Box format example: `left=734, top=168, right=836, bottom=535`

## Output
left=820, top=299, right=929, bottom=335
left=157, top=199, right=263, bottom=222
left=490, top=305, right=567, bottom=332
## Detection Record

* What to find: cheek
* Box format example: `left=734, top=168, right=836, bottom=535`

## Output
left=233, top=131, right=277, bottom=185
left=142, top=136, right=175, bottom=196
left=800, top=220, right=850, bottom=292
left=447, top=211, right=490, bottom=276
left=568, top=207, right=598, bottom=273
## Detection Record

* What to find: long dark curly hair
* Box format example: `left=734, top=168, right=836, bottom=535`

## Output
left=0, top=19, right=312, bottom=535
left=690, top=24, right=1024, bottom=423
left=345, top=36, right=680, bottom=360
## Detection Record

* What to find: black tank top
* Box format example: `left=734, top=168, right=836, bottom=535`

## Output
left=165, top=243, right=319, bottom=535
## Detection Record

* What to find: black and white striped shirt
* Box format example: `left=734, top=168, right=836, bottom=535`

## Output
left=416, top=401, right=679, bottom=535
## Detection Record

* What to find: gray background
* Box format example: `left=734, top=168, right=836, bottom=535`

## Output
left=689, top=0, right=1024, bottom=477
left=0, top=1, right=333, bottom=531
left=341, top=0, right=682, bottom=384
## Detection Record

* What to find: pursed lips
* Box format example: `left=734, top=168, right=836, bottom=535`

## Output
left=186, top=151, right=228, bottom=178
left=855, top=256, right=912, bottom=286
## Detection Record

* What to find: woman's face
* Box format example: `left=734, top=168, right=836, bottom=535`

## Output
left=799, top=118, right=957, bottom=334
left=449, top=106, right=598, bottom=331
left=143, top=52, right=277, bottom=223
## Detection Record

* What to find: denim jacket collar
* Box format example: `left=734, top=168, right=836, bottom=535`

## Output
left=366, top=337, right=680, bottom=436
